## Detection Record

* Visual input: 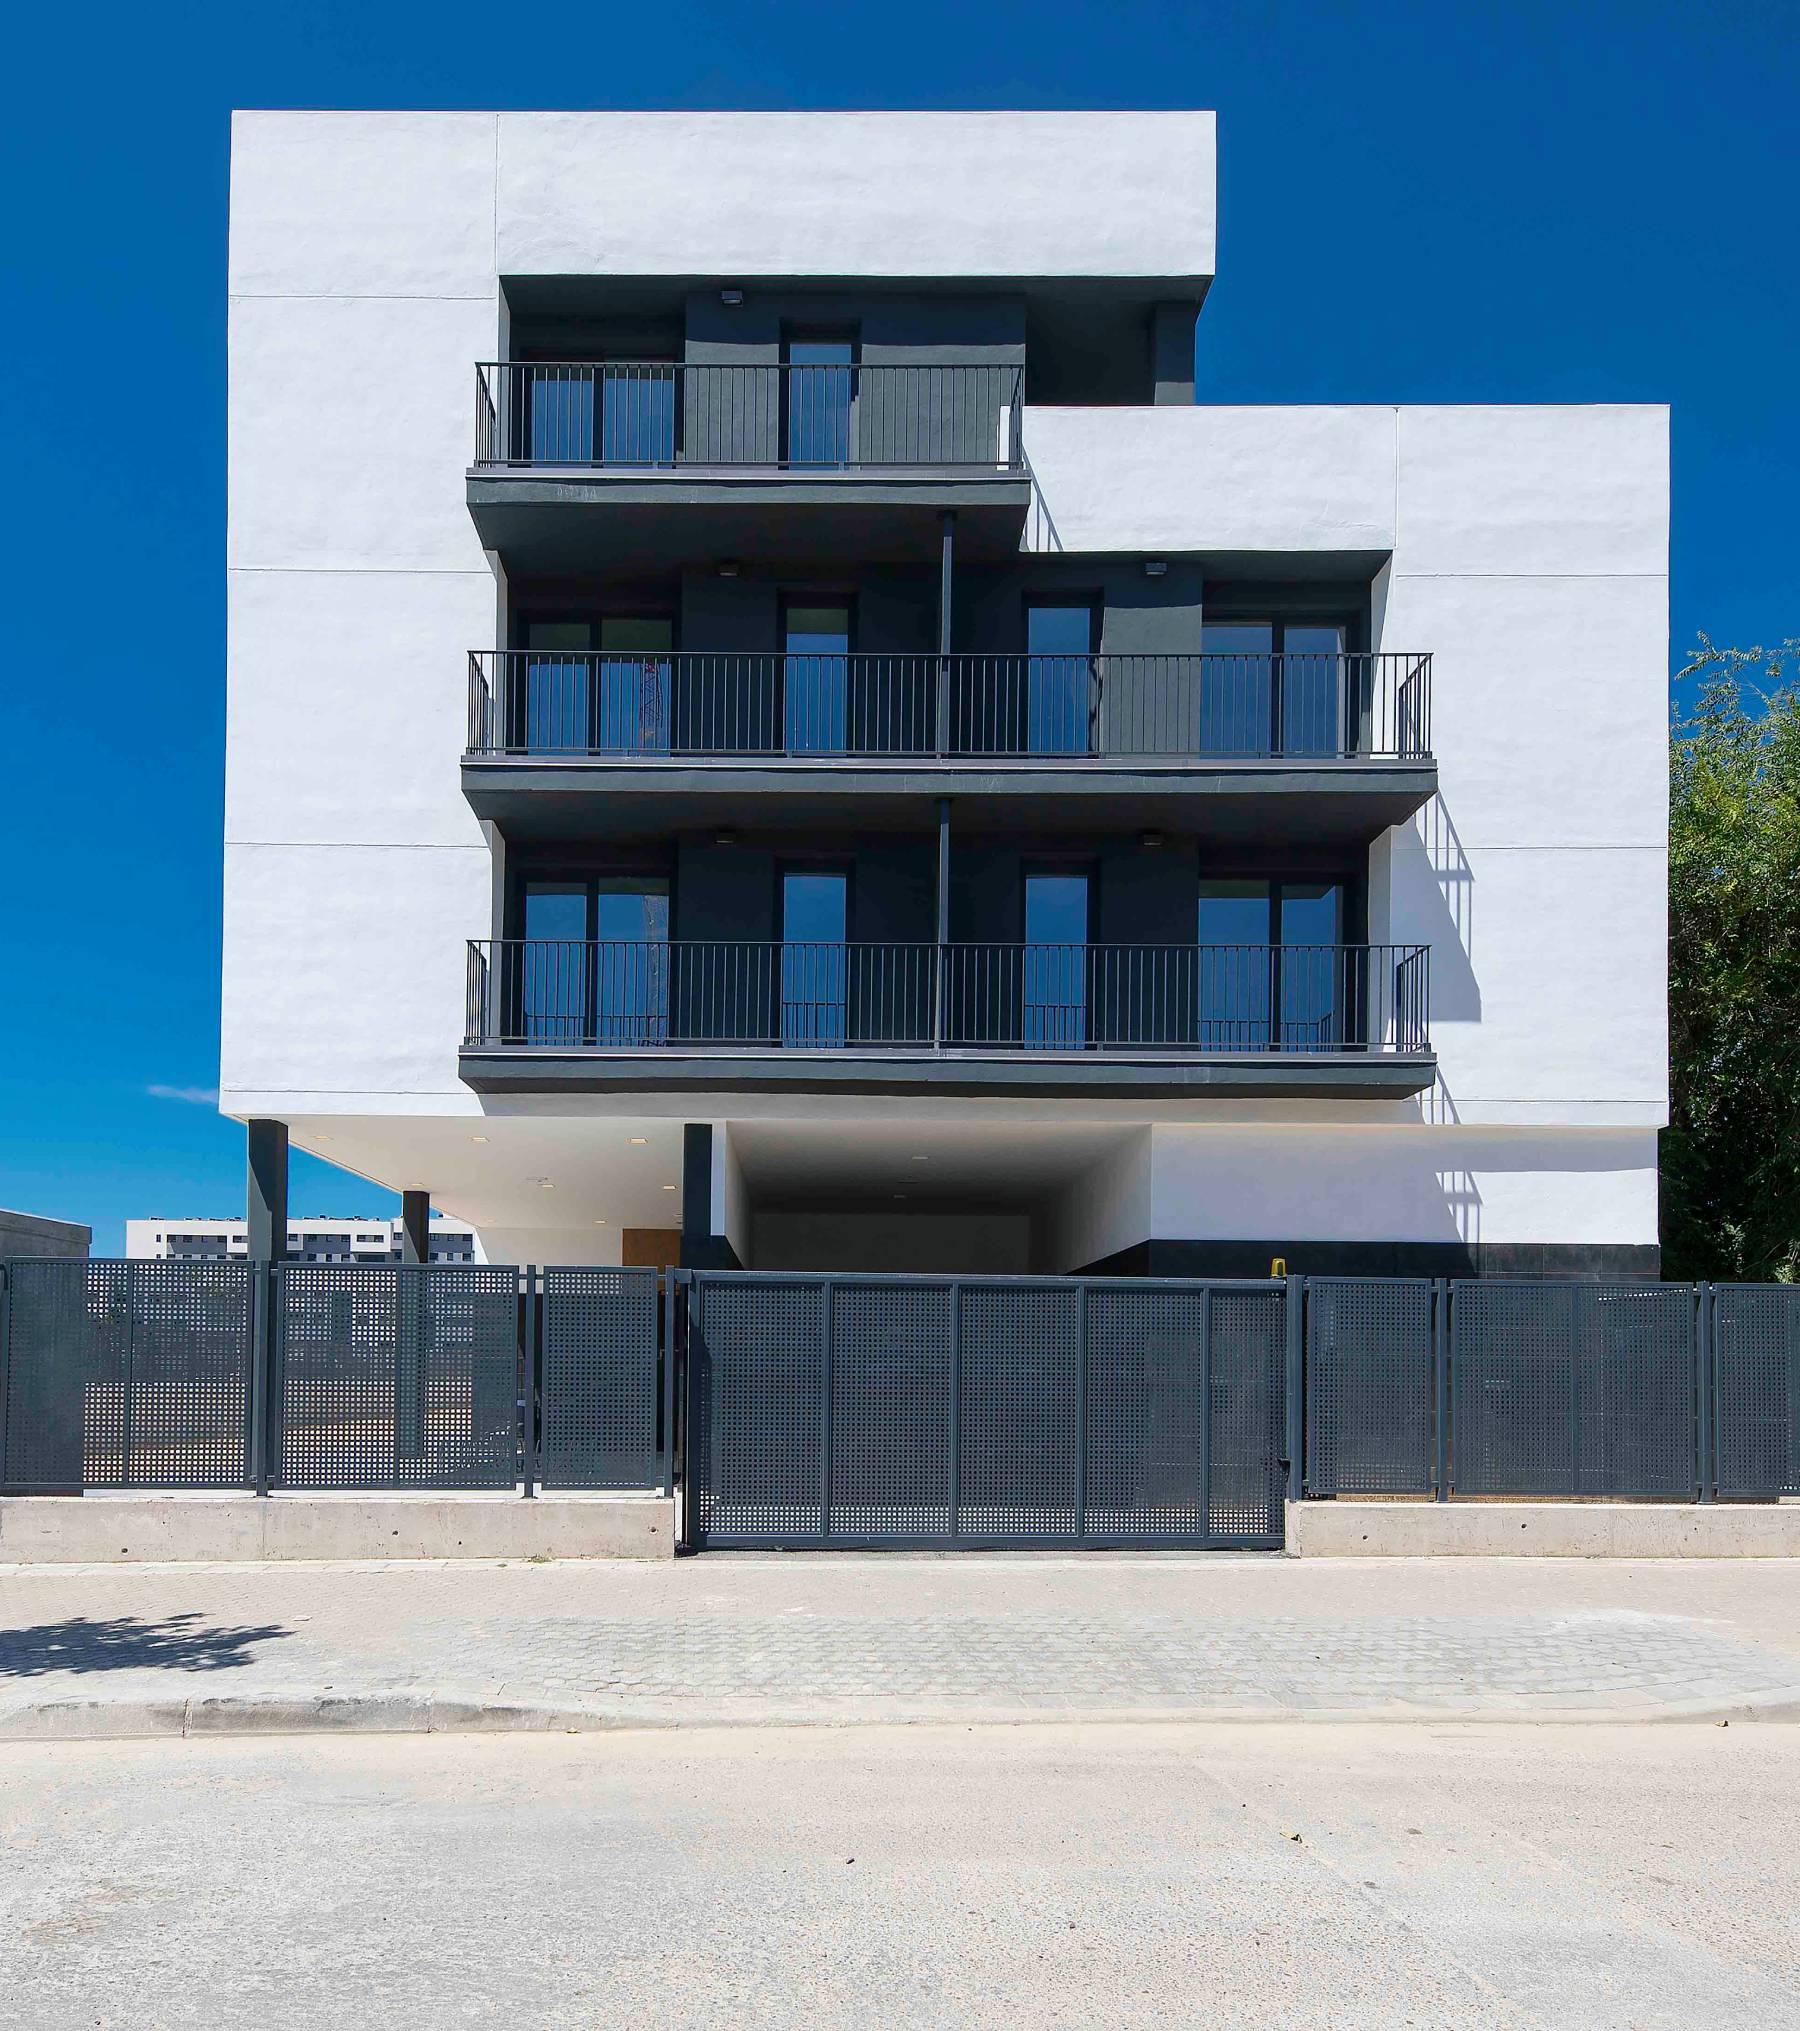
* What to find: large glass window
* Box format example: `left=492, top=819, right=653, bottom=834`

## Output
left=518, top=876, right=669, bottom=1044
left=1200, top=618, right=1350, bottom=757
left=782, top=603, right=851, bottom=754
left=1024, top=870, right=1091, bottom=1048
left=1025, top=603, right=1097, bottom=756
left=781, top=869, right=850, bottom=1046
left=520, top=617, right=672, bottom=754
left=1196, top=880, right=1347, bottom=1050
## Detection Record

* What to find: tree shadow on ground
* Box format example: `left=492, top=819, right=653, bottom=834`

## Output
left=0, top=1614, right=294, bottom=1677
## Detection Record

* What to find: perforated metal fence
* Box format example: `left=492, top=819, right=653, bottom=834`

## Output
left=1304, top=1278, right=1441, bottom=1496
left=0, top=1259, right=256, bottom=1490
left=684, top=1272, right=1288, bottom=1549
left=1300, top=1278, right=1789, bottom=1502
left=536, top=1267, right=668, bottom=1489
left=1712, top=1285, right=1800, bottom=1498
left=272, top=1265, right=522, bottom=1489
left=1, top=1257, right=669, bottom=1494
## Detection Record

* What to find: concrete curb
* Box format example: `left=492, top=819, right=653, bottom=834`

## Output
left=7, top=1685, right=1800, bottom=1740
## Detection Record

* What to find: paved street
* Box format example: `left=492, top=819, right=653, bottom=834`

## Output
left=3, top=1553, right=1800, bottom=1731
left=4, top=1722, right=1800, bottom=2029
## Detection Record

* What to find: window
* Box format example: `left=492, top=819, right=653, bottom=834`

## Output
left=1200, top=618, right=1351, bottom=757
left=783, top=331, right=857, bottom=466
left=519, top=876, right=670, bottom=1044
left=1023, top=869, right=1091, bottom=1049
left=780, top=868, right=849, bottom=1046
left=782, top=601, right=851, bottom=753
left=1025, top=602, right=1098, bottom=756
left=519, top=616, right=673, bottom=754
left=1196, top=880, right=1348, bottom=1050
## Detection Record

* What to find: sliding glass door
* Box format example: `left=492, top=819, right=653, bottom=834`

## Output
left=780, top=869, right=849, bottom=1046
left=1199, top=619, right=1350, bottom=757
left=519, top=617, right=673, bottom=754
left=519, top=877, right=669, bottom=1044
left=1196, top=880, right=1348, bottom=1049
left=1023, top=870, right=1091, bottom=1048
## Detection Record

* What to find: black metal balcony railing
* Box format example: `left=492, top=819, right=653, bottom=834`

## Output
left=466, top=651, right=1432, bottom=763
left=474, top=362, right=1026, bottom=471
left=465, top=942, right=1430, bottom=1056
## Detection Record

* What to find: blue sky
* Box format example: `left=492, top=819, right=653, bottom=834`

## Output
left=4, top=0, right=1796, bottom=1251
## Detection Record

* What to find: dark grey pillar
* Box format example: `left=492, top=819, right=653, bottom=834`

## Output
left=680, top=1122, right=742, bottom=1271
left=935, top=511, right=955, bottom=752
left=934, top=797, right=951, bottom=1043
left=1151, top=302, right=1197, bottom=404
left=400, top=1190, right=430, bottom=1266
left=246, top=1120, right=289, bottom=1262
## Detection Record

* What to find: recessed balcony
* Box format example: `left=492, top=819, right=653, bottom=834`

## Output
left=462, top=650, right=1435, bottom=845
left=467, top=361, right=1032, bottom=569
left=459, top=939, right=1434, bottom=1100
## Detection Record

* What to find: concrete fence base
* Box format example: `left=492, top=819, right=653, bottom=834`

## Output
left=1288, top=1499, right=1800, bottom=1559
left=0, top=1493, right=675, bottom=1563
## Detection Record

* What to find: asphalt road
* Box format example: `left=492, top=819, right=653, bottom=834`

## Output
left=5, top=1722, right=1800, bottom=2029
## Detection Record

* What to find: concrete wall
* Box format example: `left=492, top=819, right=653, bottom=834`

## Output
left=0, top=1211, right=91, bottom=1260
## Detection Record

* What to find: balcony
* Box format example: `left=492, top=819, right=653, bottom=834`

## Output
left=462, top=651, right=1435, bottom=845
left=467, top=361, right=1032, bottom=570
left=460, top=940, right=1434, bottom=1100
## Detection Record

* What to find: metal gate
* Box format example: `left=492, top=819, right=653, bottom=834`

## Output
left=682, top=1272, right=1287, bottom=1550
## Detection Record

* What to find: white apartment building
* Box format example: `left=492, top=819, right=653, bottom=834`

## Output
left=126, top=1216, right=481, bottom=1265
left=222, top=110, right=1667, bottom=1276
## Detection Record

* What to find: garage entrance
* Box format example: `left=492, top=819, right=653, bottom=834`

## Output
left=682, top=1271, right=1288, bottom=1550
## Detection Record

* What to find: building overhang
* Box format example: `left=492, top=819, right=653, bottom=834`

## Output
left=466, top=470, right=1031, bottom=572
left=458, top=1048, right=1438, bottom=1102
left=462, top=757, right=1436, bottom=849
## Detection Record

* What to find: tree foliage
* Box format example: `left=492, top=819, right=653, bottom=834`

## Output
left=1663, top=636, right=1800, bottom=1279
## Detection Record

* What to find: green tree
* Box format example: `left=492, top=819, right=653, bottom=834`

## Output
left=1663, top=636, right=1800, bottom=1279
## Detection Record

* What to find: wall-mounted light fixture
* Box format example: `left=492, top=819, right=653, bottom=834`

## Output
left=1143, top=559, right=1168, bottom=578
left=717, top=560, right=740, bottom=578
left=715, top=828, right=738, bottom=847
left=720, top=287, right=744, bottom=306
left=1141, top=830, right=1165, bottom=850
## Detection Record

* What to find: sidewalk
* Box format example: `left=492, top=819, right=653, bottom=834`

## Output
left=4, top=1553, right=1800, bottom=1737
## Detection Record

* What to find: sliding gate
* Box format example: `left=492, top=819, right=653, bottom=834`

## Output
left=683, top=1272, right=1287, bottom=1550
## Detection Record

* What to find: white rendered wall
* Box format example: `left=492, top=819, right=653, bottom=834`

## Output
left=1024, top=400, right=1670, bottom=1153
left=1146, top=1125, right=1658, bottom=1251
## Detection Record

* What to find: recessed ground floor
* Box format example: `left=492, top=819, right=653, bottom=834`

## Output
left=268, top=1100, right=1661, bottom=1279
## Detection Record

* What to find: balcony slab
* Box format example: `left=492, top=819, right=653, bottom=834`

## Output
left=458, top=1047, right=1438, bottom=1101
left=462, top=757, right=1436, bottom=846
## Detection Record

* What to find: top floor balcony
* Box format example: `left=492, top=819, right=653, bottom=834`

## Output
left=468, top=361, right=1032, bottom=570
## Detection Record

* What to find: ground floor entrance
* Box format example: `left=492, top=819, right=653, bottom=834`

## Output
left=682, top=1270, right=1288, bottom=1550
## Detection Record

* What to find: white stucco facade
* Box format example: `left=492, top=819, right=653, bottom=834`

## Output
left=223, top=109, right=1667, bottom=1272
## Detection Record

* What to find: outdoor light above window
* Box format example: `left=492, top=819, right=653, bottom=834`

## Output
left=1143, top=559, right=1168, bottom=578
left=720, top=287, right=744, bottom=305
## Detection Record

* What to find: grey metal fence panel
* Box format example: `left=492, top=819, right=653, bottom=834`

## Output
left=1205, top=1285, right=1287, bottom=1540
left=537, top=1267, right=663, bottom=1490
left=685, top=1272, right=1285, bottom=1549
left=690, top=1275, right=828, bottom=1542
left=273, top=1264, right=520, bottom=1489
left=958, top=1283, right=1083, bottom=1539
left=828, top=1280, right=957, bottom=1540
left=1084, top=1284, right=1208, bottom=1540
left=1, top=1259, right=255, bottom=1490
left=1451, top=1281, right=1697, bottom=1498
left=1305, top=1278, right=1437, bottom=1495
left=1713, top=1285, right=1800, bottom=1498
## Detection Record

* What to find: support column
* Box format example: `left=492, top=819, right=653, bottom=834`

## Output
left=679, top=1123, right=742, bottom=1270
left=399, top=1189, right=431, bottom=1266
left=934, top=796, right=951, bottom=1045
left=935, top=510, right=955, bottom=754
left=244, top=1119, right=288, bottom=1498
left=246, top=1120, right=289, bottom=1263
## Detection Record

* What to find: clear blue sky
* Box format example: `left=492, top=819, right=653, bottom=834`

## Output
left=5, top=0, right=1796, bottom=1252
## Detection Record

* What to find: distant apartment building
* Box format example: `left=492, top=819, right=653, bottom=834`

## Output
left=126, top=1217, right=482, bottom=1265
left=221, top=110, right=1667, bottom=1276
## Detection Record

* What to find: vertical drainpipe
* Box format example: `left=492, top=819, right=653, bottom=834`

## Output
left=934, top=798, right=951, bottom=1048
left=245, top=1119, right=288, bottom=1498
